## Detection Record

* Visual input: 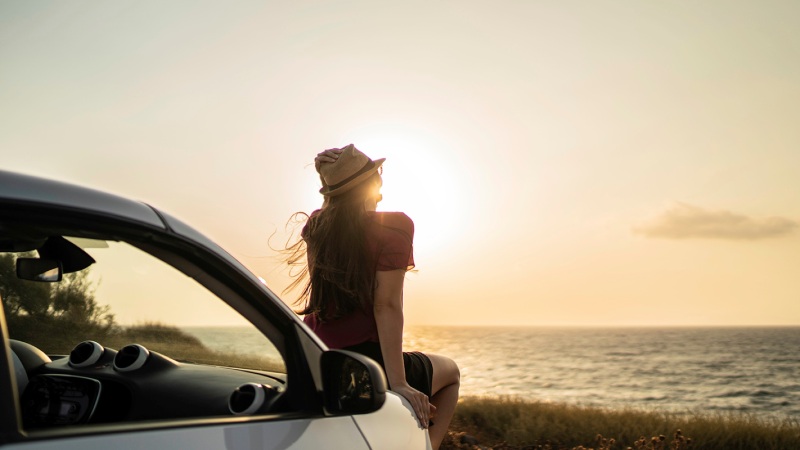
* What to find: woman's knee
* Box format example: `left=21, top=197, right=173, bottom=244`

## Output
left=427, top=353, right=460, bottom=391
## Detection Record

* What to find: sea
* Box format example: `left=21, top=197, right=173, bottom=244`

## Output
left=186, top=325, right=800, bottom=420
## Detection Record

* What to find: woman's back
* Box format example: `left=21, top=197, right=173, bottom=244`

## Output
left=302, top=211, right=414, bottom=348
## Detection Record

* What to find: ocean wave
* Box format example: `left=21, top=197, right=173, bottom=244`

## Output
left=641, top=395, right=669, bottom=402
left=767, top=358, right=800, bottom=364
left=605, top=351, right=642, bottom=357
left=711, top=389, right=782, bottom=398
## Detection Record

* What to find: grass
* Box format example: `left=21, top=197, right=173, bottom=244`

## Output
left=441, top=397, right=800, bottom=450
left=107, top=322, right=286, bottom=373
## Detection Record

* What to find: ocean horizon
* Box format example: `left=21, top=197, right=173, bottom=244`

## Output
left=185, top=325, right=800, bottom=420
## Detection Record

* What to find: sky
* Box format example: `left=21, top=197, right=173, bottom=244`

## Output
left=2, top=0, right=799, bottom=326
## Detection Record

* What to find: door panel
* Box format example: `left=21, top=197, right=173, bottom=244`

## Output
left=352, top=392, right=432, bottom=450
left=4, top=417, right=369, bottom=450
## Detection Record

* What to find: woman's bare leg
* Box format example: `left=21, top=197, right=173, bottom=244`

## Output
left=425, top=353, right=460, bottom=450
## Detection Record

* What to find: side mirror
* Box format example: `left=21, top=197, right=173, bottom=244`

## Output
left=16, top=258, right=63, bottom=282
left=320, top=349, right=386, bottom=415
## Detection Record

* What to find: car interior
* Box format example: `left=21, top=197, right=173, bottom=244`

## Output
left=1, top=221, right=292, bottom=431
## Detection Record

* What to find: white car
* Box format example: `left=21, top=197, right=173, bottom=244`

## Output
left=0, top=170, right=431, bottom=449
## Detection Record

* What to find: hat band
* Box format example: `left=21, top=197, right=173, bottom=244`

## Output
left=327, top=159, right=376, bottom=190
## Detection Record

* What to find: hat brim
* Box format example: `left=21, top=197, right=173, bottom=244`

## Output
left=319, top=158, right=385, bottom=197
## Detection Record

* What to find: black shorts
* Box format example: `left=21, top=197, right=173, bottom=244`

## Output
left=343, top=341, right=433, bottom=397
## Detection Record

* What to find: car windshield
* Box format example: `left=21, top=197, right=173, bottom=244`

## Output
left=1, top=235, right=285, bottom=374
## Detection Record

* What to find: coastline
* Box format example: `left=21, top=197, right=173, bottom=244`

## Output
left=440, top=397, right=800, bottom=450
left=403, top=325, right=800, bottom=420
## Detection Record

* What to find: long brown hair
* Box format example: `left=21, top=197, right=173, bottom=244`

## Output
left=284, top=172, right=382, bottom=322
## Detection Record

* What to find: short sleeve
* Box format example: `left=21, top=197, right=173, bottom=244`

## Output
left=373, top=213, right=415, bottom=271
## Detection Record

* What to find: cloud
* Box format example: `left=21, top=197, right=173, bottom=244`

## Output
left=634, top=203, right=799, bottom=240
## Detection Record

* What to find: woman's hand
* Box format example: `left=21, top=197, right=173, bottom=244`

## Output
left=314, top=147, right=343, bottom=172
left=391, top=382, right=436, bottom=429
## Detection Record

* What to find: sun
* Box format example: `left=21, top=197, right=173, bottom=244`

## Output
left=339, top=123, right=465, bottom=254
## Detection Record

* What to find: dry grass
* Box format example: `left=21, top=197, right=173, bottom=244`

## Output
left=112, top=322, right=286, bottom=373
left=441, top=396, right=800, bottom=450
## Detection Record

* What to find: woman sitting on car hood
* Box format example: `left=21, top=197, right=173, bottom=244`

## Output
left=285, top=144, right=460, bottom=450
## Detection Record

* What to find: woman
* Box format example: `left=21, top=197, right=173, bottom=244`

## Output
left=285, top=144, right=460, bottom=449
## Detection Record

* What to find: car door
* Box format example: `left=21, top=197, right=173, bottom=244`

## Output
left=0, top=215, right=374, bottom=449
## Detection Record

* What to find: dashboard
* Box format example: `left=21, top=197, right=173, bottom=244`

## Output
left=11, top=340, right=287, bottom=428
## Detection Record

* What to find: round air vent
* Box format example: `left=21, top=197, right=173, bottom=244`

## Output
left=69, top=341, right=104, bottom=368
left=228, top=383, right=267, bottom=415
left=113, top=344, right=150, bottom=372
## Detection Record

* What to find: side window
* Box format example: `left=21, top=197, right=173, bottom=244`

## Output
left=2, top=240, right=284, bottom=373
left=1, top=236, right=287, bottom=432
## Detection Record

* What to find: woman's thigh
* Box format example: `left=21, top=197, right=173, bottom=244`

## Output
left=425, top=353, right=460, bottom=395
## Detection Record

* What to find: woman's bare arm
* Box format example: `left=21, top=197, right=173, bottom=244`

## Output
left=374, top=269, right=431, bottom=428
left=374, top=270, right=406, bottom=386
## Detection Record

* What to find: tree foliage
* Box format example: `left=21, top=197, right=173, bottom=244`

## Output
left=0, top=253, right=116, bottom=353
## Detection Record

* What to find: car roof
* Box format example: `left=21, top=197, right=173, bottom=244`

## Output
left=0, top=169, right=300, bottom=316
left=0, top=169, right=240, bottom=260
left=0, top=170, right=165, bottom=228
left=0, top=169, right=318, bottom=357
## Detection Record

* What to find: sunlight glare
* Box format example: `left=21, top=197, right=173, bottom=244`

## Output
left=340, top=123, right=465, bottom=254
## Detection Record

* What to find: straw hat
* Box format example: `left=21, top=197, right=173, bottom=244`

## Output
left=318, top=144, right=385, bottom=196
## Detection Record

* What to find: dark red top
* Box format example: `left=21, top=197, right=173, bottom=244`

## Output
left=302, top=211, right=414, bottom=348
